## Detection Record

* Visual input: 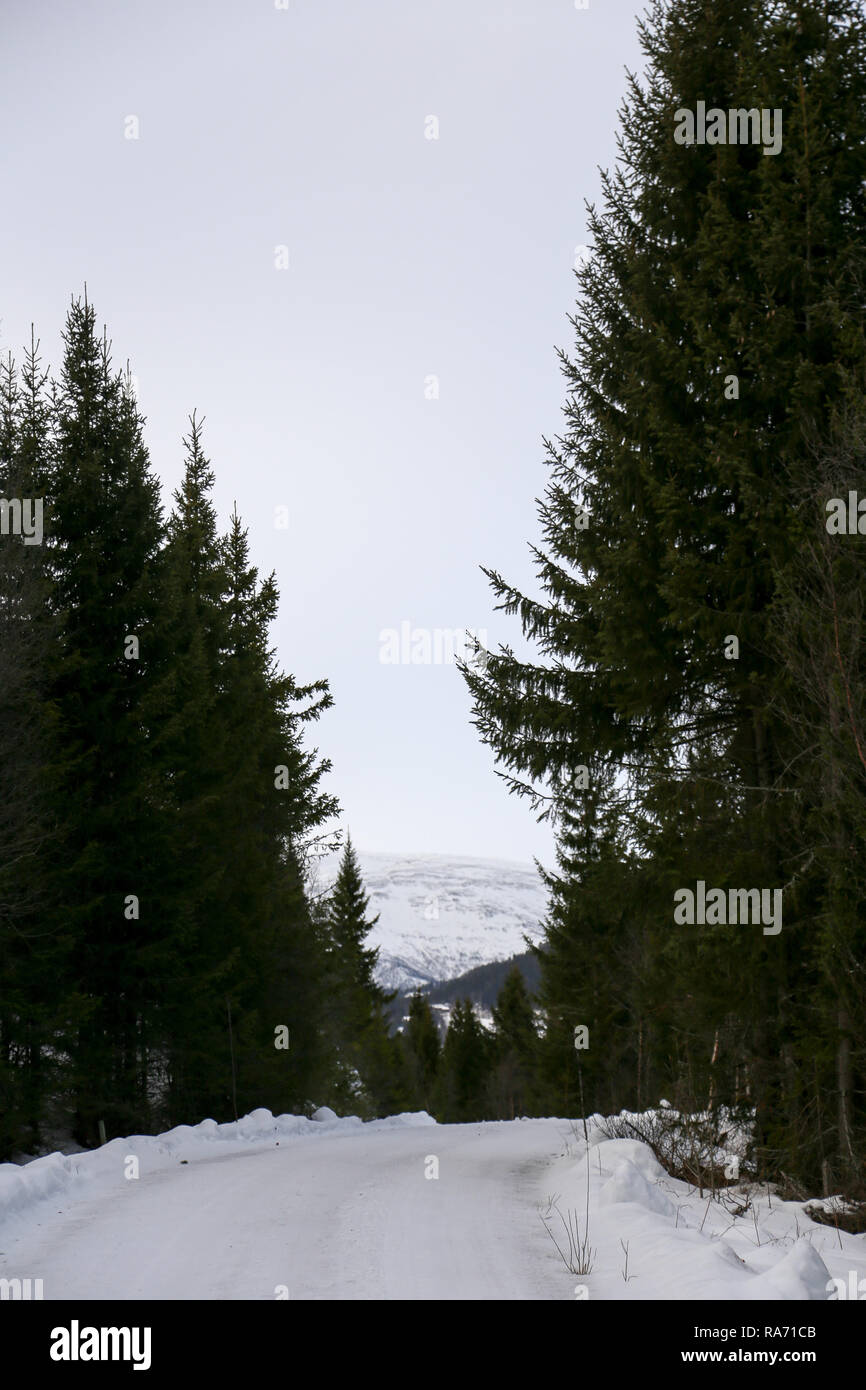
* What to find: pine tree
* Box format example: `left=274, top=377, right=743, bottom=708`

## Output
left=0, top=299, right=345, bottom=1148
left=152, top=444, right=340, bottom=1123
left=434, top=999, right=492, bottom=1123
left=327, top=838, right=383, bottom=1004
left=463, top=0, right=866, bottom=1184
left=401, top=989, right=441, bottom=1114
left=767, top=402, right=866, bottom=1187
left=44, top=296, right=167, bottom=1145
left=489, top=965, right=539, bottom=1119
left=0, top=340, right=68, bottom=1155
left=324, top=839, right=400, bottom=1116
left=219, top=506, right=339, bottom=1117
left=146, top=412, right=234, bottom=1124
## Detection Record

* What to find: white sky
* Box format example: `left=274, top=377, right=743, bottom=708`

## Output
left=0, top=0, right=646, bottom=863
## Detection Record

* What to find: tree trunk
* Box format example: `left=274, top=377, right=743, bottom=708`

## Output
left=837, top=1004, right=856, bottom=1168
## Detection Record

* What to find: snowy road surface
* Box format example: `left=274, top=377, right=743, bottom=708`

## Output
left=2, top=1108, right=862, bottom=1300
left=0, top=1119, right=570, bottom=1300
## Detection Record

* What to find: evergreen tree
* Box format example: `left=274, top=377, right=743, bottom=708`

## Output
left=146, top=413, right=234, bottom=1123
left=489, top=965, right=539, bottom=1119
left=324, top=839, right=401, bottom=1116
left=401, top=989, right=441, bottom=1114
left=0, top=340, right=68, bottom=1156
left=143, top=413, right=341, bottom=1126
left=0, top=298, right=344, bottom=1149
left=327, top=838, right=384, bottom=1005
left=463, top=0, right=866, bottom=1186
left=219, top=506, right=339, bottom=1116
left=767, top=403, right=866, bottom=1184
left=434, top=999, right=492, bottom=1123
left=44, top=296, right=167, bottom=1145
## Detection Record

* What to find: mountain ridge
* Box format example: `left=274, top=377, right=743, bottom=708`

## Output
left=315, top=849, right=549, bottom=992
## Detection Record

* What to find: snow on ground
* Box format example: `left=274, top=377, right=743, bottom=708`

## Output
left=431, top=1000, right=495, bottom=1036
left=542, top=1118, right=866, bottom=1301
left=0, top=1110, right=562, bottom=1300
left=1, top=1107, right=862, bottom=1300
left=0, top=1107, right=433, bottom=1255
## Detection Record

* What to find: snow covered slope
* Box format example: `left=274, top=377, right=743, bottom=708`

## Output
left=316, top=851, right=548, bottom=992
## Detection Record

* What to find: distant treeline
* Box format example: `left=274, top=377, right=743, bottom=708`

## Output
left=387, top=952, right=540, bottom=1032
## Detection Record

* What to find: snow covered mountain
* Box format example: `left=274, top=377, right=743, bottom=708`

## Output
left=316, top=851, right=549, bottom=992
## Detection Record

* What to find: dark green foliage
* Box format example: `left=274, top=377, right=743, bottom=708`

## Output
left=323, top=839, right=406, bottom=1117
left=386, top=952, right=540, bottom=1031
left=434, top=999, right=493, bottom=1123
left=0, top=296, right=342, bottom=1155
left=464, top=0, right=866, bottom=1188
left=400, top=990, right=441, bottom=1113
left=144, top=411, right=233, bottom=1125
left=0, top=339, right=69, bottom=1155
left=326, top=838, right=385, bottom=1008
left=44, top=298, right=168, bottom=1145
left=488, top=965, right=539, bottom=1119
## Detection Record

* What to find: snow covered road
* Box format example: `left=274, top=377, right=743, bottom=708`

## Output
left=0, top=1118, right=571, bottom=1300
left=3, top=1108, right=862, bottom=1301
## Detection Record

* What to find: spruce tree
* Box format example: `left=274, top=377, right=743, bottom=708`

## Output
left=327, top=838, right=383, bottom=1003
left=147, top=413, right=234, bottom=1123
left=0, top=340, right=67, bottom=1155
left=219, top=507, right=339, bottom=1116
left=325, top=839, right=399, bottom=1116
left=44, top=296, right=167, bottom=1144
left=434, top=999, right=492, bottom=1123
left=489, top=965, right=539, bottom=1119
left=0, top=300, right=344, bottom=1147
left=463, top=0, right=866, bottom=1184
left=401, top=989, right=441, bottom=1114
left=767, top=403, right=866, bottom=1184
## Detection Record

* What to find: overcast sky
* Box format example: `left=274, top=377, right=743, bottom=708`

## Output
left=1, top=0, right=645, bottom=865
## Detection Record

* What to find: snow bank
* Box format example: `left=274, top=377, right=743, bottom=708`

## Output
left=740, top=1241, right=834, bottom=1302
left=546, top=1120, right=865, bottom=1301
left=599, top=1156, right=677, bottom=1218
left=0, top=1106, right=435, bottom=1246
